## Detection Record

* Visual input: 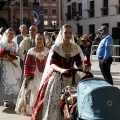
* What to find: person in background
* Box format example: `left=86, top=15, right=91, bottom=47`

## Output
left=73, top=33, right=78, bottom=43
left=13, top=24, right=28, bottom=47
left=89, top=33, right=95, bottom=45
left=13, top=24, right=28, bottom=69
left=92, top=31, right=101, bottom=45
left=0, top=28, right=22, bottom=107
left=96, top=25, right=113, bottom=85
left=51, top=31, right=58, bottom=42
left=15, top=33, right=49, bottom=116
left=18, top=25, right=38, bottom=85
left=44, top=31, right=51, bottom=47
left=31, top=24, right=85, bottom=120
left=0, top=27, right=6, bottom=40
left=80, top=34, right=91, bottom=61
left=92, top=31, right=101, bottom=55
left=76, top=34, right=81, bottom=46
left=18, top=25, right=38, bottom=68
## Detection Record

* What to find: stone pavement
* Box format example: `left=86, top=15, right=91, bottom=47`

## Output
left=91, top=56, right=120, bottom=88
left=0, top=55, right=120, bottom=120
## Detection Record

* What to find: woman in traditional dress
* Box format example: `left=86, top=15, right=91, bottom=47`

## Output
left=15, top=33, right=49, bottom=116
left=31, top=24, right=85, bottom=120
left=0, top=28, right=22, bottom=107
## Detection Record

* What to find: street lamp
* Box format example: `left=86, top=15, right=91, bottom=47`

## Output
left=74, top=12, right=81, bottom=34
left=51, top=22, right=59, bottom=31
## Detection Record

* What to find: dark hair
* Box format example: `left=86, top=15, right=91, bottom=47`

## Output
left=61, top=24, right=72, bottom=31
left=0, top=27, right=6, bottom=34
left=35, top=33, right=45, bottom=46
left=35, top=33, right=44, bottom=38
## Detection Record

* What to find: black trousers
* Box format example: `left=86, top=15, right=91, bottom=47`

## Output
left=99, top=57, right=113, bottom=85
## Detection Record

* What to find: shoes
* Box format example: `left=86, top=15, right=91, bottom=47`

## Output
left=4, top=101, right=9, bottom=107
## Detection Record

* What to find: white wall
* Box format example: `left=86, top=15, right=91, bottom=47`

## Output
left=62, top=0, right=120, bottom=35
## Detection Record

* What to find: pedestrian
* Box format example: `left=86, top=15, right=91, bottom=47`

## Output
left=13, top=24, right=28, bottom=47
left=76, top=34, right=81, bottom=46
left=96, top=25, right=113, bottom=85
left=18, top=25, right=38, bottom=84
left=31, top=24, right=85, bottom=120
left=13, top=24, right=29, bottom=69
left=80, top=34, right=91, bottom=61
left=92, top=31, right=101, bottom=55
left=18, top=25, right=38, bottom=64
left=92, top=31, right=101, bottom=45
left=51, top=31, right=58, bottom=42
left=15, top=33, right=49, bottom=116
left=44, top=31, right=51, bottom=49
left=0, top=28, right=22, bottom=107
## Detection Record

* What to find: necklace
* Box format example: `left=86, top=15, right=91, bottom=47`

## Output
left=36, top=46, right=43, bottom=50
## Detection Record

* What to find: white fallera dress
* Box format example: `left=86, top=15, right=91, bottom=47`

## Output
left=0, top=42, right=22, bottom=101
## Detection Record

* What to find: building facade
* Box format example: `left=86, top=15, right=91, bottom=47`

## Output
left=0, top=0, right=62, bottom=33
left=62, top=0, right=120, bottom=38
left=39, top=0, right=62, bottom=32
left=0, top=0, right=33, bottom=32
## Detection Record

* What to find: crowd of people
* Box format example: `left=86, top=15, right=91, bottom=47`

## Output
left=0, top=24, right=113, bottom=120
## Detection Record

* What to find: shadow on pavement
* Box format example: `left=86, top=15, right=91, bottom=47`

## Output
left=0, top=101, right=17, bottom=114
left=2, top=106, right=16, bottom=114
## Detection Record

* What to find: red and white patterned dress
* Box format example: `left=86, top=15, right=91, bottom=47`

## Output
left=31, top=43, right=84, bottom=120
left=15, top=47, right=49, bottom=116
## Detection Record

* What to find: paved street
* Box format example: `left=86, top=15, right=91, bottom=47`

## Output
left=0, top=56, right=120, bottom=120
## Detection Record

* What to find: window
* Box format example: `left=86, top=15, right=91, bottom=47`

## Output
left=52, top=9, right=57, bottom=14
left=66, top=5, right=71, bottom=20
left=101, top=0, right=108, bottom=16
left=78, top=3, right=82, bottom=16
left=117, top=22, right=120, bottom=27
left=78, top=26, right=83, bottom=36
left=72, top=2, right=77, bottom=19
left=88, top=1, right=94, bottom=17
left=116, top=0, right=120, bottom=14
left=44, top=21, right=48, bottom=25
left=89, top=24, right=95, bottom=35
left=23, top=0, right=28, bottom=6
left=52, top=0, right=56, bottom=1
left=44, top=9, right=48, bottom=14
left=67, top=0, right=71, bottom=2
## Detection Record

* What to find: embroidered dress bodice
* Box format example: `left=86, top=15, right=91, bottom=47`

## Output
left=24, top=47, right=49, bottom=73
left=3, top=42, right=16, bottom=55
left=50, top=43, right=82, bottom=77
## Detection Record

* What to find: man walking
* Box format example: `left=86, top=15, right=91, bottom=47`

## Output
left=96, top=25, right=113, bottom=85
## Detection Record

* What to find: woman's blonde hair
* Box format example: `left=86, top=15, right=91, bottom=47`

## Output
left=81, top=34, right=90, bottom=41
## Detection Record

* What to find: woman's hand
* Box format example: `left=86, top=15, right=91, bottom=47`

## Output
left=3, top=57, right=12, bottom=62
left=51, top=64, right=69, bottom=74
left=3, top=57, right=9, bottom=62
left=59, top=68, right=69, bottom=74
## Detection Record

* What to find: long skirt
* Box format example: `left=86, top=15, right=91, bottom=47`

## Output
left=15, top=69, right=43, bottom=116
left=0, top=60, right=22, bottom=101
left=31, top=72, right=80, bottom=120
